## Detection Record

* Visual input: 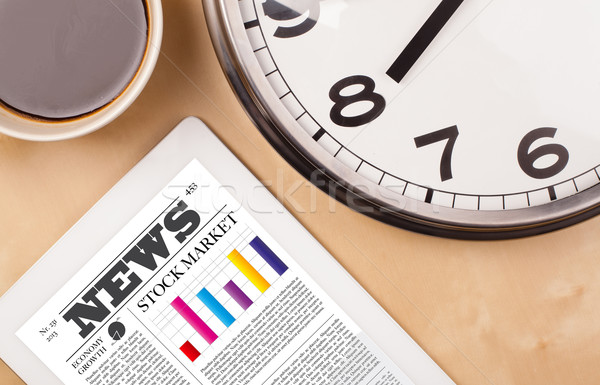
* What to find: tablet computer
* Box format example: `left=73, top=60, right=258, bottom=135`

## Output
left=0, top=117, right=454, bottom=385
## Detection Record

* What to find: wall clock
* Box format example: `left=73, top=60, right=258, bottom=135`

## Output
left=203, top=0, right=600, bottom=239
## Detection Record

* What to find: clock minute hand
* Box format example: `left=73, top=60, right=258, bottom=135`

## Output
left=386, top=0, right=464, bottom=83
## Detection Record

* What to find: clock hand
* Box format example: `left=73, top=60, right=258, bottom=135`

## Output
left=386, top=0, right=464, bottom=83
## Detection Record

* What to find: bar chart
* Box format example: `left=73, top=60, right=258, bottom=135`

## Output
left=147, top=225, right=289, bottom=363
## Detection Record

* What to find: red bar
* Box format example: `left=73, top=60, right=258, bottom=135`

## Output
left=180, top=341, right=200, bottom=362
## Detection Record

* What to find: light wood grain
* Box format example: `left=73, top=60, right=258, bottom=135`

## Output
left=2, top=1, right=600, bottom=384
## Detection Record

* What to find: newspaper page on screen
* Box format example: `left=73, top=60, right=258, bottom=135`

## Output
left=16, top=159, right=414, bottom=385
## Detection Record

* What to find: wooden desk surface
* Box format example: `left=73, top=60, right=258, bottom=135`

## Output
left=1, top=1, right=599, bottom=384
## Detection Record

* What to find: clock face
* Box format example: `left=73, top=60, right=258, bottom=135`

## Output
left=204, top=0, right=600, bottom=238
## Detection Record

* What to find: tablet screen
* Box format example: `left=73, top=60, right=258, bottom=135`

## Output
left=16, top=159, right=414, bottom=385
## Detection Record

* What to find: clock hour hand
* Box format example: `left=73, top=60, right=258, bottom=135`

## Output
left=386, top=0, right=464, bottom=83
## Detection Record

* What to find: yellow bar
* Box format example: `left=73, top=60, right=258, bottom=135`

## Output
left=227, top=249, right=270, bottom=293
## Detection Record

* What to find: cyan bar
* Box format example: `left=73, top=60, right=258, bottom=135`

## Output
left=197, top=288, right=235, bottom=327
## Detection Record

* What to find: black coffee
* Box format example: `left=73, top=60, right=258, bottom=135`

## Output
left=0, top=0, right=148, bottom=120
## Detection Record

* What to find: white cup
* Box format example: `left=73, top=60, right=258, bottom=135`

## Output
left=0, top=0, right=163, bottom=141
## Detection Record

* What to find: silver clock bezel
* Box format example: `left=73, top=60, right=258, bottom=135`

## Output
left=203, top=0, right=600, bottom=239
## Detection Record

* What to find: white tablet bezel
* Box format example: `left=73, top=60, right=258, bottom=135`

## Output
left=0, top=117, right=454, bottom=385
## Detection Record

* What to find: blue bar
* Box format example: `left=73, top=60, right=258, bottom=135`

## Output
left=249, top=236, right=288, bottom=276
left=197, top=288, right=235, bottom=327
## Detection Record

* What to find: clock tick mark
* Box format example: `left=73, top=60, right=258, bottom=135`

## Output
left=244, top=19, right=259, bottom=29
left=253, top=46, right=267, bottom=53
left=265, top=69, right=278, bottom=77
left=312, top=128, right=326, bottom=141
left=279, top=91, right=291, bottom=99
left=425, top=188, right=434, bottom=204
left=356, top=161, right=364, bottom=173
left=548, top=186, right=557, bottom=201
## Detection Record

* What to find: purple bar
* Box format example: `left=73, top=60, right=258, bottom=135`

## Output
left=224, top=280, right=253, bottom=310
left=171, top=296, right=218, bottom=344
left=249, top=236, right=288, bottom=276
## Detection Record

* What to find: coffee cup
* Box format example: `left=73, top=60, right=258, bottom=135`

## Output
left=0, top=0, right=162, bottom=141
